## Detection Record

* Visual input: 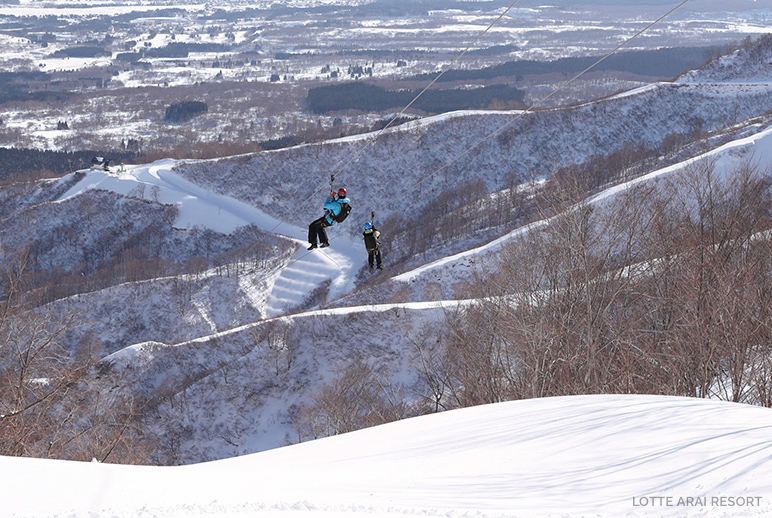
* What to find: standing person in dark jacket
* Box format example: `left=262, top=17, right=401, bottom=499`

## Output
left=308, top=187, right=350, bottom=250
left=362, top=221, right=382, bottom=271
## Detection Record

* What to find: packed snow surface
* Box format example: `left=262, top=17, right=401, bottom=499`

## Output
left=2, top=395, right=771, bottom=517
left=56, top=159, right=363, bottom=313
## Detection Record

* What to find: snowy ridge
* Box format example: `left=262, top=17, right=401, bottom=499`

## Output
left=101, top=297, right=462, bottom=373
left=55, top=160, right=365, bottom=317
left=83, top=122, right=772, bottom=465
left=3, top=395, right=772, bottom=517
left=41, top=99, right=772, bottom=468
left=31, top=85, right=772, bottom=468
left=393, top=122, right=772, bottom=285
left=677, top=34, right=772, bottom=84
left=58, top=159, right=286, bottom=234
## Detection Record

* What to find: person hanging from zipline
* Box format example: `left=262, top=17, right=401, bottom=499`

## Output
left=307, top=187, right=351, bottom=250
left=362, top=220, right=383, bottom=271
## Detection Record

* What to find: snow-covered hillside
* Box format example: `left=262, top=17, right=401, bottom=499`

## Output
left=76, top=116, right=771, bottom=464
left=173, top=79, right=772, bottom=232
left=678, top=34, right=772, bottom=84
left=393, top=120, right=772, bottom=291
left=36, top=160, right=367, bottom=350
left=171, top=36, right=772, bottom=232
left=3, top=395, right=771, bottom=518
left=4, top=31, right=772, bottom=518
left=2, top=34, right=766, bottom=466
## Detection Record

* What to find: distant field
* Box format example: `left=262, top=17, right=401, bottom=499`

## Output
left=0, top=0, right=766, bottom=157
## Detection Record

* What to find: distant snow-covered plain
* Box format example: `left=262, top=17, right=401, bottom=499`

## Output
left=1, top=0, right=769, bottom=151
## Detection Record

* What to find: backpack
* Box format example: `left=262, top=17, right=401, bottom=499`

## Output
left=363, top=229, right=378, bottom=251
left=333, top=201, right=351, bottom=223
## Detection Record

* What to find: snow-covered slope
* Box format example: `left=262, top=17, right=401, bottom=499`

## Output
left=102, top=299, right=454, bottom=457
left=47, top=160, right=364, bottom=323
left=4, top=32, right=772, bottom=506
left=394, top=121, right=772, bottom=288
left=169, top=37, right=772, bottom=233
left=25, top=33, right=771, bottom=465
left=3, top=395, right=771, bottom=518
left=87, top=119, right=772, bottom=463
left=678, top=34, right=772, bottom=84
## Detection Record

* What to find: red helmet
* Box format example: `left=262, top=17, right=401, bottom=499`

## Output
left=337, top=187, right=347, bottom=197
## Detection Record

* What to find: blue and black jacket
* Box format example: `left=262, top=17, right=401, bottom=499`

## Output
left=324, top=195, right=350, bottom=225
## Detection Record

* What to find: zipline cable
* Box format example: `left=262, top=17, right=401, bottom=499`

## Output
left=261, top=0, right=524, bottom=238
left=325, top=0, right=525, bottom=181
left=366, top=0, right=691, bottom=219
left=274, top=0, right=690, bottom=270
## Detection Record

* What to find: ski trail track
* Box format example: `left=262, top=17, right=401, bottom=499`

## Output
left=58, top=159, right=365, bottom=319
left=266, top=244, right=347, bottom=317
left=264, top=221, right=363, bottom=317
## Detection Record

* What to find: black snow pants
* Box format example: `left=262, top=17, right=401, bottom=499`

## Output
left=308, top=217, right=331, bottom=246
left=368, top=247, right=382, bottom=269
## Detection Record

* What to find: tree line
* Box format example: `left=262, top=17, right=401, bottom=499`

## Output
left=410, top=46, right=725, bottom=83
left=433, top=159, right=772, bottom=405
left=306, top=82, right=525, bottom=114
left=0, top=221, right=292, bottom=464
left=164, top=101, right=208, bottom=124
left=0, top=148, right=139, bottom=182
left=0, top=247, right=153, bottom=463
left=0, top=71, right=73, bottom=104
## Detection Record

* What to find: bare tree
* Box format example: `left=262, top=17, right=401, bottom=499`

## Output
left=654, top=158, right=772, bottom=401
left=292, top=358, right=412, bottom=442
left=430, top=157, right=772, bottom=407
left=0, top=247, right=82, bottom=456
left=0, top=246, right=153, bottom=462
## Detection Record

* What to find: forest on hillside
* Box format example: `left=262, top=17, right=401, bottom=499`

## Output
left=306, top=82, right=525, bottom=114
left=1, top=30, right=770, bottom=467
left=2, top=150, right=771, bottom=464
left=410, top=46, right=724, bottom=83
left=0, top=148, right=140, bottom=181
